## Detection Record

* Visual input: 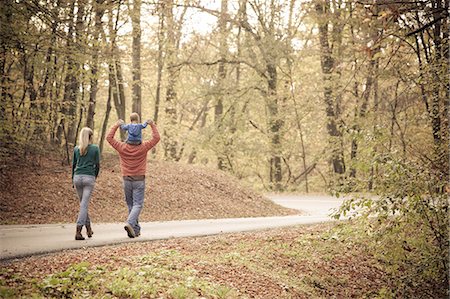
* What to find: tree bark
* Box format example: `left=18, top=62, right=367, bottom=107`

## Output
left=236, top=0, right=283, bottom=190
left=267, top=62, right=283, bottom=191
left=215, top=0, right=228, bottom=170
left=430, top=0, right=442, bottom=145
left=108, top=2, right=126, bottom=141
left=86, top=0, right=105, bottom=129
left=163, top=0, right=180, bottom=160
left=59, top=0, right=78, bottom=146
left=315, top=0, right=345, bottom=176
left=131, top=0, right=142, bottom=117
left=99, top=79, right=113, bottom=153
left=154, top=6, right=165, bottom=125
left=0, top=0, right=13, bottom=126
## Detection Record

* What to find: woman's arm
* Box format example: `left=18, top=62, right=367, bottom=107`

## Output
left=95, top=146, right=100, bottom=178
left=72, top=148, right=78, bottom=181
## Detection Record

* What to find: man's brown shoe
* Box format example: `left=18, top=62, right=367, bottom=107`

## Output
left=124, top=223, right=136, bottom=238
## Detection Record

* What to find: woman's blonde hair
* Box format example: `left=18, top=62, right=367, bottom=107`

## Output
left=78, top=127, right=93, bottom=156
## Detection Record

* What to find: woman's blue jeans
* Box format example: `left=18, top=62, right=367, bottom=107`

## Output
left=73, top=175, right=95, bottom=226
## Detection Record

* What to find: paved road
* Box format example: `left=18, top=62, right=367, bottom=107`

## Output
left=269, top=194, right=344, bottom=216
left=0, top=195, right=344, bottom=261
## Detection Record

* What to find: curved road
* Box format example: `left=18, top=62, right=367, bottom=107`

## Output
left=0, top=195, right=344, bottom=261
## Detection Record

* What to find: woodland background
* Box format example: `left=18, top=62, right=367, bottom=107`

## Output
left=0, top=0, right=448, bottom=295
left=0, top=0, right=448, bottom=192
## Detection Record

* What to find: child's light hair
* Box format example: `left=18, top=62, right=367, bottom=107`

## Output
left=78, top=127, right=93, bottom=156
left=130, top=112, right=140, bottom=122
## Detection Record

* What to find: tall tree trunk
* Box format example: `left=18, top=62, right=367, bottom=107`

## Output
left=59, top=0, right=87, bottom=145
left=411, top=1, right=448, bottom=183
left=36, top=6, right=59, bottom=140
left=215, top=0, right=228, bottom=170
left=59, top=0, right=78, bottom=146
left=86, top=0, right=105, bottom=129
left=349, top=45, right=379, bottom=179
left=154, top=8, right=164, bottom=124
left=75, top=80, right=85, bottom=143
left=108, top=2, right=126, bottom=141
left=163, top=0, right=179, bottom=160
left=237, top=0, right=283, bottom=190
left=0, top=0, right=13, bottom=129
left=232, top=18, right=241, bottom=135
left=388, top=79, right=400, bottom=152
left=315, top=0, right=345, bottom=177
left=50, top=34, right=63, bottom=144
left=71, top=0, right=86, bottom=141
left=368, top=44, right=380, bottom=190
left=114, top=60, right=126, bottom=123
left=441, top=0, right=449, bottom=143
left=131, top=0, right=142, bottom=117
left=35, top=8, right=60, bottom=140
left=430, top=0, right=442, bottom=145
left=99, top=80, right=113, bottom=153
left=267, top=63, right=283, bottom=191
left=24, top=47, right=38, bottom=146
left=267, top=1, right=283, bottom=191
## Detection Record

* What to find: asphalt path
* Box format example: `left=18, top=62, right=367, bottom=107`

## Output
left=0, top=195, right=344, bottom=261
left=268, top=194, right=345, bottom=216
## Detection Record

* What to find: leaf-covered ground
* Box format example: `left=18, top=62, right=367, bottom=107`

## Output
left=1, top=222, right=444, bottom=298
left=0, top=153, right=298, bottom=224
left=0, top=223, right=380, bottom=298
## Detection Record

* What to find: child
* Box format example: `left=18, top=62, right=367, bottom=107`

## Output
left=121, top=112, right=148, bottom=145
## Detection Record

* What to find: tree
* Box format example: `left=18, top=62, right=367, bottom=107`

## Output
left=65, top=0, right=87, bottom=145
left=86, top=0, right=106, bottom=129
left=214, top=0, right=229, bottom=171
left=131, top=0, right=142, bottom=117
left=314, top=0, right=346, bottom=180
left=236, top=0, right=286, bottom=191
left=108, top=0, right=126, bottom=141
left=153, top=3, right=165, bottom=125
left=162, top=0, right=187, bottom=161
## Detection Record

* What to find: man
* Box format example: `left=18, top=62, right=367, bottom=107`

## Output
left=107, top=117, right=160, bottom=238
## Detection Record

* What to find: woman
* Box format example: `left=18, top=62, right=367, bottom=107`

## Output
left=72, top=127, right=100, bottom=240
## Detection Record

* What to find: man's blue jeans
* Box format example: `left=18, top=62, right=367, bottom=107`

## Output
left=73, top=175, right=95, bottom=226
left=123, top=179, right=145, bottom=235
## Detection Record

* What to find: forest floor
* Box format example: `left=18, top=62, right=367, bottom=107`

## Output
left=0, top=152, right=445, bottom=298
left=0, top=152, right=298, bottom=224
left=1, top=221, right=443, bottom=298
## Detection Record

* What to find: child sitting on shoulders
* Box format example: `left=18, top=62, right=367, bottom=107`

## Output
left=120, top=112, right=148, bottom=145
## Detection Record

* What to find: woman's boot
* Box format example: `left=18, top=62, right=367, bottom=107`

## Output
left=86, top=224, right=93, bottom=238
left=75, top=225, right=85, bottom=240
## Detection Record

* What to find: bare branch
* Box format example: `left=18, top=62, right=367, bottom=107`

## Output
left=406, top=13, right=448, bottom=37
left=170, top=58, right=267, bottom=79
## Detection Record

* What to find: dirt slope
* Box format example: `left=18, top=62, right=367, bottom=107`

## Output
left=0, top=154, right=298, bottom=224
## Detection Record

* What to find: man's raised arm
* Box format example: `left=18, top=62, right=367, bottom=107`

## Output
left=143, top=119, right=160, bottom=151
left=106, top=120, right=124, bottom=151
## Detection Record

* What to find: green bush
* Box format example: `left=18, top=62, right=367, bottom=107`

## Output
left=335, top=149, right=449, bottom=297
